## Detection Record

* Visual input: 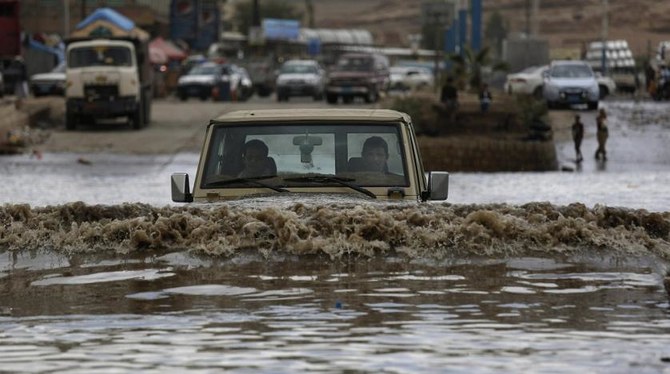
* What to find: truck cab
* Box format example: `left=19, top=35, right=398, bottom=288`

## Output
left=171, top=109, right=448, bottom=203
left=65, top=39, right=150, bottom=130
left=64, top=8, right=152, bottom=131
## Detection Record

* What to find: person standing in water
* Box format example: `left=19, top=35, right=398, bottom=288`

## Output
left=571, top=114, right=584, bottom=162
left=594, top=108, right=609, bottom=161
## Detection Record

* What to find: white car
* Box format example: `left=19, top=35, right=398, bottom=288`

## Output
left=29, top=62, right=66, bottom=97
left=389, top=66, right=434, bottom=91
left=275, top=59, right=325, bottom=101
left=505, top=64, right=615, bottom=100
left=542, top=60, right=600, bottom=110
left=504, top=65, right=546, bottom=98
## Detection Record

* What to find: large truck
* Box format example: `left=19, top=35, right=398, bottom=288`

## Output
left=0, top=0, right=21, bottom=95
left=65, top=8, right=152, bottom=130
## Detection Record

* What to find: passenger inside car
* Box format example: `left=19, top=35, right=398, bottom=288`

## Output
left=238, top=139, right=277, bottom=177
left=348, top=136, right=390, bottom=173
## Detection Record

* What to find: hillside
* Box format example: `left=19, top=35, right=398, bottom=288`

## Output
left=311, top=0, right=670, bottom=58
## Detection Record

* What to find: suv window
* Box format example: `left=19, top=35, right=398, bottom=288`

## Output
left=550, top=64, right=593, bottom=78
left=336, top=56, right=373, bottom=71
left=201, top=123, right=408, bottom=188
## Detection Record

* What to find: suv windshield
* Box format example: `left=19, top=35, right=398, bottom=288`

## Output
left=550, top=64, right=594, bottom=78
left=68, top=46, right=133, bottom=68
left=335, top=56, right=373, bottom=72
left=201, top=122, right=409, bottom=189
left=280, top=64, right=318, bottom=74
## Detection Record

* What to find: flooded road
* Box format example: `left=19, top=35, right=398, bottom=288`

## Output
left=1, top=100, right=670, bottom=372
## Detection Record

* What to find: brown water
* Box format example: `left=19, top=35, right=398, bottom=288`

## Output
left=1, top=199, right=670, bottom=372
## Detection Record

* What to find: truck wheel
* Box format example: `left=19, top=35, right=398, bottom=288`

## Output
left=587, top=101, right=599, bottom=110
left=131, top=107, right=144, bottom=130
left=598, top=85, right=609, bottom=99
left=65, top=111, right=77, bottom=131
left=326, top=94, right=338, bottom=104
left=256, top=86, right=272, bottom=97
left=364, top=89, right=378, bottom=103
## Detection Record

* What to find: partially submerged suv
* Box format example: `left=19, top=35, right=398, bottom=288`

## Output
left=325, top=53, right=390, bottom=104
left=171, top=109, right=449, bottom=202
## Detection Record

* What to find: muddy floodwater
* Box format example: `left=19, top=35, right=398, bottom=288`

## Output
left=1, top=101, right=670, bottom=372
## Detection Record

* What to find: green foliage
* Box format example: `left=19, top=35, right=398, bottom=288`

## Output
left=234, top=0, right=304, bottom=36
left=515, top=94, right=548, bottom=127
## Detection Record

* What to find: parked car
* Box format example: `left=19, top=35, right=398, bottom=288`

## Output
left=543, top=60, right=600, bottom=110
left=325, top=53, right=390, bottom=104
left=29, top=62, right=66, bottom=97
left=275, top=59, right=326, bottom=101
left=504, top=65, right=547, bottom=98
left=506, top=64, right=615, bottom=100
left=389, top=66, right=434, bottom=91
left=177, top=62, right=251, bottom=101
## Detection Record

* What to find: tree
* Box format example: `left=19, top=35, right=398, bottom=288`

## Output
left=234, top=0, right=304, bottom=36
left=448, top=46, right=509, bottom=90
left=484, top=11, right=507, bottom=60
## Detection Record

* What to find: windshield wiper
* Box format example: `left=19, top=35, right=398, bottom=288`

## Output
left=206, top=175, right=288, bottom=193
left=283, top=175, right=377, bottom=199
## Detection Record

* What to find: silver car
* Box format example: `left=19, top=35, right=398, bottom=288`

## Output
left=275, top=59, right=325, bottom=101
left=543, top=60, right=600, bottom=110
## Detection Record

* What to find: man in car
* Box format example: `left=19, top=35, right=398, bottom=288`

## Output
left=238, top=139, right=277, bottom=177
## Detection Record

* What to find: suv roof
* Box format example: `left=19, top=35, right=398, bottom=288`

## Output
left=212, top=108, right=410, bottom=124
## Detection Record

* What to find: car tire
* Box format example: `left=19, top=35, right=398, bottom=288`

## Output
left=364, top=89, right=378, bottom=103
left=131, top=101, right=144, bottom=130
left=588, top=101, right=599, bottom=110
left=598, top=85, right=609, bottom=99
left=533, top=86, right=544, bottom=99
left=65, top=110, right=77, bottom=131
left=179, top=94, right=187, bottom=101
left=326, top=94, right=338, bottom=104
left=343, top=96, right=354, bottom=104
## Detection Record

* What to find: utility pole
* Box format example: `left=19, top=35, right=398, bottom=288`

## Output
left=531, top=0, right=540, bottom=36
left=601, top=0, right=609, bottom=75
left=64, top=0, right=70, bottom=36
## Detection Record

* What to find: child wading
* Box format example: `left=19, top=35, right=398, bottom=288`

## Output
left=594, top=108, right=608, bottom=161
left=571, top=114, right=584, bottom=162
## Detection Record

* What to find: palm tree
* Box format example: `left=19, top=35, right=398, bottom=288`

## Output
left=447, top=46, right=509, bottom=90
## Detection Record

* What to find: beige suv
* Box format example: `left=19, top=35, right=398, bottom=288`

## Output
left=171, top=109, right=449, bottom=202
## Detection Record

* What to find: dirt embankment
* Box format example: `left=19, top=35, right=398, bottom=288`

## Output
left=312, top=0, right=670, bottom=57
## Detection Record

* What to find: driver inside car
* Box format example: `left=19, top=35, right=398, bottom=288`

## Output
left=238, top=139, right=277, bottom=177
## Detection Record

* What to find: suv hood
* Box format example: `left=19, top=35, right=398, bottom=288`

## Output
left=547, top=77, right=597, bottom=87
left=179, top=75, right=217, bottom=85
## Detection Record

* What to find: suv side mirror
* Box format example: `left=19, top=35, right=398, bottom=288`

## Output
left=424, top=171, right=449, bottom=201
left=171, top=173, right=193, bottom=202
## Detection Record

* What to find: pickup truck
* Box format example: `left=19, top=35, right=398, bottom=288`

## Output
left=171, top=109, right=449, bottom=203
